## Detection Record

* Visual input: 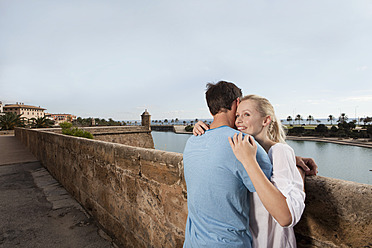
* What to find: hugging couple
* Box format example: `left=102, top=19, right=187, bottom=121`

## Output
left=183, top=81, right=317, bottom=248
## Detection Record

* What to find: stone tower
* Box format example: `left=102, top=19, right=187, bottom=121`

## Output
left=141, top=109, right=151, bottom=130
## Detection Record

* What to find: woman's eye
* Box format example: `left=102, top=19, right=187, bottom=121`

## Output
left=244, top=113, right=249, bottom=117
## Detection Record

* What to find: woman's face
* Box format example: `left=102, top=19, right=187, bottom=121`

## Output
left=235, top=100, right=266, bottom=137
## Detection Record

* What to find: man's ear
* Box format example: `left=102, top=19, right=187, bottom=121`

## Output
left=236, top=98, right=241, bottom=106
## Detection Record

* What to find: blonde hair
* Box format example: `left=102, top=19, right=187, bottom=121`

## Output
left=240, top=95, right=286, bottom=143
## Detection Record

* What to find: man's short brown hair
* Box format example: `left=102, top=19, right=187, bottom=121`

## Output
left=205, top=81, right=242, bottom=115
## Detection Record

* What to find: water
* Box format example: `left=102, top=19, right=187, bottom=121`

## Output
left=151, top=131, right=372, bottom=185
left=129, top=117, right=360, bottom=126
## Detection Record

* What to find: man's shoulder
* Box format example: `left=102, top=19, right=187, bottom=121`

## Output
left=184, top=126, right=239, bottom=154
left=207, top=126, right=240, bottom=137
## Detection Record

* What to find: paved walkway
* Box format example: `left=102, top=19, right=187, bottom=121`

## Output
left=0, top=135, right=117, bottom=248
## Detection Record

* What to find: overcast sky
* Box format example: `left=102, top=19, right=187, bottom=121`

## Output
left=1, top=0, right=371, bottom=121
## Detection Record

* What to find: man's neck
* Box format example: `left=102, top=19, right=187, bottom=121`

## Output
left=210, top=112, right=235, bottom=129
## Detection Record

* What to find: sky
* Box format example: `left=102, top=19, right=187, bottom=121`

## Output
left=1, top=0, right=371, bottom=121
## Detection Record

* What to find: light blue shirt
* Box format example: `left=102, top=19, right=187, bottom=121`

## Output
left=183, top=126, right=273, bottom=248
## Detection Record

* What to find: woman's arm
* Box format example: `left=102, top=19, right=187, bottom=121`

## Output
left=270, top=144, right=306, bottom=226
left=192, top=121, right=210, bottom=136
left=228, top=133, right=292, bottom=227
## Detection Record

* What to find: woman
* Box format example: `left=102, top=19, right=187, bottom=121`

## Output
left=194, top=95, right=305, bottom=248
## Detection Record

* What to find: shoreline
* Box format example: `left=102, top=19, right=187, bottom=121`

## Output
left=284, top=136, right=372, bottom=149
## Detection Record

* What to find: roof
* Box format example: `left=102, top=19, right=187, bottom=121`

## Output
left=4, top=104, right=46, bottom=110
left=48, top=113, right=75, bottom=116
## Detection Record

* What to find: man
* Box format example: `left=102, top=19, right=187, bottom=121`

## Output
left=183, top=81, right=317, bottom=247
left=183, top=81, right=272, bottom=247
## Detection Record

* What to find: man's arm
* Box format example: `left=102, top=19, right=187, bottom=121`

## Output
left=295, top=156, right=318, bottom=176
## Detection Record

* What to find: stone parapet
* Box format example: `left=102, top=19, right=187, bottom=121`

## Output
left=15, top=127, right=185, bottom=247
left=296, top=176, right=371, bottom=247
left=14, top=127, right=372, bottom=248
left=42, top=126, right=154, bottom=149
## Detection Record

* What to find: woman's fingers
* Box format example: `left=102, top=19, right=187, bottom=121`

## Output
left=230, top=133, right=256, bottom=149
left=228, top=136, right=234, bottom=148
left=232, top=133, right=238, bottom=144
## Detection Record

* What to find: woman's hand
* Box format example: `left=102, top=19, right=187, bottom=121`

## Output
left=230, top=133, right=292, bottom=226
left=193, top=121, right=210, bottom=136
left=228, top=133, right=257, bottom=164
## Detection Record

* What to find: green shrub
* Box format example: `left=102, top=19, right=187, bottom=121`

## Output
left=185, top=125, right=193, bottom=132
left=330, top=125, right=338, bottom=133
left=61, top=126, right=93, bottom=139
left=315, top=124, right=328, bottom=134
left=59, top=122, right=73, bottom=129
left=288, top=126, right=305, bottom=136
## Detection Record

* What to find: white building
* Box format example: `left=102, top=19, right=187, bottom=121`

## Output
left=3, top=102, right=46, bottom=120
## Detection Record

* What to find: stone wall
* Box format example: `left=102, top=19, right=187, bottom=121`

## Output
left=15, top=127, right=186, bottom=247
left=44, top=126, right=155, bottom=149
left=15, top=127, right=372, bottom=248
left=80, top=126, right=154, bottom=149
left=296, top=177, right=371, bottom=247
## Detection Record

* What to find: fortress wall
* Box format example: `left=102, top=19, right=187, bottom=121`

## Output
left=295, top=176, right=372, bottom=247
left=15, top=127, right=186, bottom=247
left=39, top=126, right=155, bottom=149
left=15, top=127, right=372, bottom=248
left=80, top=126, right=155, bottom=149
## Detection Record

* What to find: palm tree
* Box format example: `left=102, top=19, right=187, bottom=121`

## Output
left=361, top=116, right=372, bottom=126
left=295, top=114, right=303, bottom=125
left=0, top=112, right=26, bottom=130
left=328, top=115, right=335, bottom=125
left=338, top=113, right=348, bottom=124
left=287, top=116, right=293, bottom=125
left=30, top=116, right=54, bottom=128
left=306, top=115, right=314, bottom=125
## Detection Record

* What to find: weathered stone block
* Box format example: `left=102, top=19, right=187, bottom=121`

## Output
left=80, top=154, right=95, bottom=180
left=141, top=160, right=179, bottom=185
left=122, top=174, right=138, bottom=205
left=136, top=179, right=163, bottom=220
left=160, top=184, right=187, bottom=232
left=94, top=161, right=111, bottom=187
left=114, top=146, right=141, bottom=173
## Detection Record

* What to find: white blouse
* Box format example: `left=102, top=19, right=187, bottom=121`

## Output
left=249, top=143, right=306, bottom=248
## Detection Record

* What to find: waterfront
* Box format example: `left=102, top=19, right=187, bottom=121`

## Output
left=152, top=131, right=372, bottom=185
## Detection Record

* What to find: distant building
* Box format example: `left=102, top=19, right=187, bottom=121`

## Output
left=46, top=113, right=77, bottom=125
left=3, top=102, right=46, bottom=120
left=0, top=101, right=4, bottom=116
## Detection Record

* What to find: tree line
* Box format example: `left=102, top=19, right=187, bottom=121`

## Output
left=0, top=113, right=54, bottom=129
left=286, top=113, right=372, bottom=126
left=0, top=113, right=128, bottom=130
